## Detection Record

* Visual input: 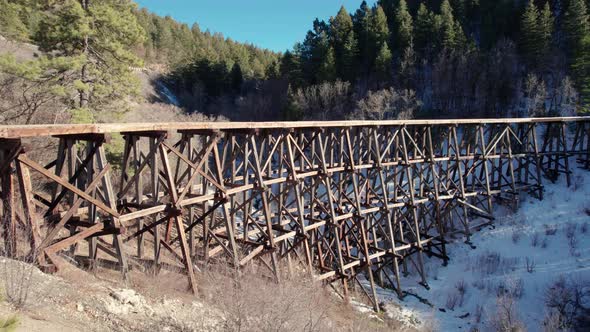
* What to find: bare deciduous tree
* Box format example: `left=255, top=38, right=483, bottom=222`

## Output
left=352, top=88, right=420, bottom=120
left=544, top=276, right=590, bottom=329
left=291, top=80, right=352, bottom=120
left=522, top=73, right=548, bottom=117
left=490, top=295, right=525, bottom=332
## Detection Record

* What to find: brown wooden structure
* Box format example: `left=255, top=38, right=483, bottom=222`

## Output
left=1, top=117, right=589, bottom=310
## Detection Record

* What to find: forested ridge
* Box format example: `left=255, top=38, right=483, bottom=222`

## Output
left=0, top=0, right=589, bottom=124
left=0, top=0, right=280, bottom=123
left=278, top=0, right=590, bottom=120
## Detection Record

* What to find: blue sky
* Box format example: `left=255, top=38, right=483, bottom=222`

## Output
left=134, top=0, right=377, bottom=52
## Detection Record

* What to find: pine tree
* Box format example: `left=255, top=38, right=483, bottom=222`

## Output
left=314, top=27, right=337, bottom=84
left=538, top=2, right=554, bottom=61
left=454, top=19, right=467, bottom=49
left=375, top=42, right=392, bottom=81
left=230, top=63, right=243, bottom=92
left=399, top=41, right=416, bottom=88
left=353, top=1, right=371, bottom=74
left=572, top=36, right=590, bottom=107
left=34, top=0, right=145, bottom=120
left=520, top=0, right=541, bottom=65
left=415, top=3, right=434, bottom=55
left=280, top=49, right=304, bottom=87
left=394, top=0, right=413, bottom=52
left=369, top=5, right=390, bottom=64
left=520, top=1, right=553, bottom=67
left=563, top=0, right=589, bottom=53
left=300, top=19, right=330, bottom=84
left=330, top=6, right=356, bottom=80
left=377, top=0, right=397, bottom=22
left=265, top=60, right=280, bottom=80
left=563, top=0, right=590, bottom=108
left=331, top=6, right=354, bottom=50
left=0, top=0, right=29, bottom=41
left=317, top=46, right=337, bottom=82
left=439, top=0, right=459, bottom=50
left=341, top=32, right=359, bottom=82
left=370, top=5, right=389, bottom=46
left=450, top=0, right=467, bottom=26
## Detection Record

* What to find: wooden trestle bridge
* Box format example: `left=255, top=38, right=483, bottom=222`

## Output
left=1, top=117, right=589, bottom=310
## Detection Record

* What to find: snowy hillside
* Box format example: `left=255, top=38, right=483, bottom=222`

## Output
left=374, top=167, right=590, bottom=331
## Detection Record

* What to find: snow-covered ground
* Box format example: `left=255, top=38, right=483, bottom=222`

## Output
left=374, top=167, right=590, bottom=331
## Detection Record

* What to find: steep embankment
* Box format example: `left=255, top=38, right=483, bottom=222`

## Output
left=0, top=255, right=419, bottom=332
left=377, top=167, right=590, bottom=330
left=0, top=258, right=225, bottom=331
left=0, top=34, right=182, bottom=116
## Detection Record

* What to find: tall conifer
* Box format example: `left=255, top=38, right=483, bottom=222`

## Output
left=415, top=3, right=433, bottom=55
left=520, top=0, right=541, bottom=65
left=34, top=0, right=145, bottom=119
left=394, top=0, right=413, bottom=52
left=369, top=5, right=390, bottom=61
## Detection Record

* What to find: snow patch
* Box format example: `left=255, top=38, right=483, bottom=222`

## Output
left=373, top=165, right=590, bottom=330
left=154, top=80, right=180, bottom=106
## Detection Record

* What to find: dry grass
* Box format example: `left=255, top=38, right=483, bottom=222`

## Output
left=0, top=212, right=41, bottom=310
left=196, top=264, right=404, bottom=332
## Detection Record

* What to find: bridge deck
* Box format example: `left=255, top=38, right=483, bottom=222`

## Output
left=2, top=116, right=590, bottom=138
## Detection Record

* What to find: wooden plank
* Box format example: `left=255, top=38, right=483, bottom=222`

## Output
left=2, top=117, right=590, bottom=138
left=45, top=223, right=104, bottom=254
left=38, top=164, right=110, bottom=251
left=158, top=144, right=198, bottom=294
left=15, top=160, right=41, bottom=251
left=17, top=154, right=120, bottom=218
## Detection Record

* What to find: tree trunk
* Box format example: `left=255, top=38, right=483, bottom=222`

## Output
left=79, top=0, right=90, bottom=109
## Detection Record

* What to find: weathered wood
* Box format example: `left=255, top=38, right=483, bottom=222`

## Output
left=18, top=155, right=120, bottom=217
left=158, top=144, right=198, bottom=294
left=1, top=117, right=590, bottom=139
left=2, top=118, right=589, bottom=311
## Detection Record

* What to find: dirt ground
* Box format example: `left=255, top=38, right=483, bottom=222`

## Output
left=0, top=257, right=226, bottom=332
left=0, top=256, right=421, bottom=332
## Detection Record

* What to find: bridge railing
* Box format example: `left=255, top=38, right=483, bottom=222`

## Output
left=1, top=117, right=589, bottom=310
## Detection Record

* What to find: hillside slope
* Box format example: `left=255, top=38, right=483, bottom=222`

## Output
left=378, top=166, right=590, bottom=330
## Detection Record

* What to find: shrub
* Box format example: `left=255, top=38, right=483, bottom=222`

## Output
left=197, top=264, right=395, bottom=332
left=542, top=310, right=562, bottom=332
left=526, top=257, right=536, bottom=273
left=446, top=291, right=459, bottom=311
left=490, top=295, right=525, bottom=332
left=474, top=304, right=484, bottom=324
left=511, top=229, right=522, bottom=244
left=544, top=276, right=590, bottom=330
left=496, top=278, right=524, bottom=299
left=531, top=232, right=540, bottom=247
left=510, top=279, right=525, bottom=299
left=544, top=224, right=558, bottom=236
left=1, top=232, right=37, bottom=309
left=291, top=80, right=352, bottom=120
left=565, top=223, right=577, bottom=240
left=568, top=233, right=579, bottom=257
left=472, top=251, right=519, bottom=276
left=456, top=279, right=468, bottom=307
